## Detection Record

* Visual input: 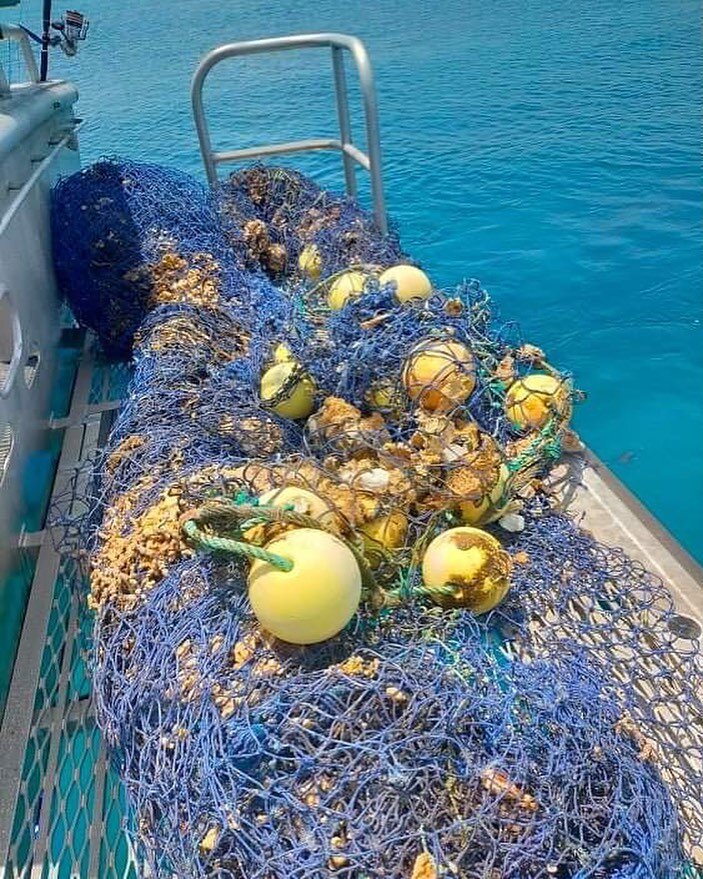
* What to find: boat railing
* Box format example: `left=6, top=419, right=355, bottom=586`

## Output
left=191, top=32, right=388, bottom=234
left=0, top=23, right=39, bottom=95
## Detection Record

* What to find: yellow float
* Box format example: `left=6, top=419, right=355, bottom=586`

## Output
left=402, top=338, right=476, bottom=412
left=260, top=360, right=316, bottom=420
left=366, top=378, right=402, bottom=412
left=258, top=485, right=335, bottom=526
left=379, top=264, right=432, bottom=303
left=298, top=244, right=322, bottom=280
left=273, top=342, right=294, bottom=363
left=505, top=374, right=571, bottom=431
left=421, top=526, right=512, bottom=613
left=328, top=270, right=367, bottom=310
left=360, top=509, right=408, bottom=562
left=450, top=462, right=510, bottom=525
left=248, top=528, right=362, bottom=644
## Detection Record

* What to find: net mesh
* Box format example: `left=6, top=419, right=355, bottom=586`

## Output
left=51, top=160, right=703, bottom=879
left=51, top=159, right=253, bottom=358
left=217, top=165, right=405, bottom=282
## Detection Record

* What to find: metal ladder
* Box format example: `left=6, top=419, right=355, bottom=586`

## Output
left=191, top=33, right=388, bottom=235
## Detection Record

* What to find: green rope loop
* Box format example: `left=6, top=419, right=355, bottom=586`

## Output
left=181, top=497, right=380, bottom=600
left=507, top=398, right=570, bottom=477
left=182, top=519, right=293, bottom=571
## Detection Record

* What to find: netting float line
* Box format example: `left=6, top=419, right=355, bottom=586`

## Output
left=50, top=160, right=703, bottom=878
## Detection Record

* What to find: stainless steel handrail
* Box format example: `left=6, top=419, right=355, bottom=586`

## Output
left=0, top=118, right=83, bottom=239
left=191, top=33, right=388, bottom=234
left=0, top=24, right=40, bottom=96
left=0, top=116, right=82, bottom=403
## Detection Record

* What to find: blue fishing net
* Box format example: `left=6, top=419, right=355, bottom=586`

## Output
left=51, top=158, right=251, bottom=357
left=217, top=165, right=405, bottom=281
left=92, top=558, right=685, bottom=879
left=53, top=161, right=703, bottom=878
left=306, top=280, right=525, bottom=438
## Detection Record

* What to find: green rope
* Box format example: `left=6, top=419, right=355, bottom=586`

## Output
left=368, top=510, right=460, bottom=609
left=379, top=580, right=459, bottom=608
left=182, top=497, right=380, bottom=599
left=507, top=409, right=568, bottom=476
left=182, top=519, right=293, bottom=571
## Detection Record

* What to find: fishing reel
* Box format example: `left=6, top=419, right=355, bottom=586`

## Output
left=50, top=10, right=89, bottom=57
left=20, top=9, right=88, bottom=61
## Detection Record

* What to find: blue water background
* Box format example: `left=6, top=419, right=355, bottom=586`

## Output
left=38, top=0, right=703, bottom=560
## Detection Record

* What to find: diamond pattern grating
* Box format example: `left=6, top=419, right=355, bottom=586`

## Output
left=1, top=341, right=143, bottom=878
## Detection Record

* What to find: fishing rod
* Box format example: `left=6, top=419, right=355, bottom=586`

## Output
left=17, top=1, right=89, bottom=80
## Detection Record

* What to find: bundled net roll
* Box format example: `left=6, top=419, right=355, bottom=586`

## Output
left=54, top=161, right=703, bottom=878
left=52, top=158, right=251, bottom=357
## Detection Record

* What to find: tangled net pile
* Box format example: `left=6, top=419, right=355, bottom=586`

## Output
left=54, top=160, right=703, bottom=879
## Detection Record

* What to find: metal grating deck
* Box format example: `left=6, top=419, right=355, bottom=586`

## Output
left=0, top=332, right=141, bottom=879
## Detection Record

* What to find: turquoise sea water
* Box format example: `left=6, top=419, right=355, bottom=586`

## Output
left=34, top=0, right=703, bottom=561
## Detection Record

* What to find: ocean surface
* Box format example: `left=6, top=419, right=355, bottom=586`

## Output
left=23, top=0, right=703, bottom=559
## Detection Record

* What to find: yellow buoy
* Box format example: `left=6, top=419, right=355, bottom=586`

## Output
left=366, top=378, right=401, bottom=412
left=258, top=485, right=335, bottom=526
left=260, top=361, right=315, bottom=420
left=273, top=343, right=294, bottom=364
left=379, top=264, right=432, bottom=303
left=328, top=271, right=366, bottom=310
left=298, top=244, right=322, bottom=280
left=422, top=526, right=512, bottom=613
left=360, top=509, right=408, bottom=562
left=452, top=463, right=510, bottom=526
left=248, top=528, right=362, bottom=644
left=402, top=339, right=476, bottom=412
left=505, top=374, right=571, bottom=431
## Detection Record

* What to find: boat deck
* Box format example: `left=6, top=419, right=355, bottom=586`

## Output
left=550, top=453, right=703, bottom=636
left=0, top=331, right=142, bottom=878
left=0, top=332, right=701, bottom=878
